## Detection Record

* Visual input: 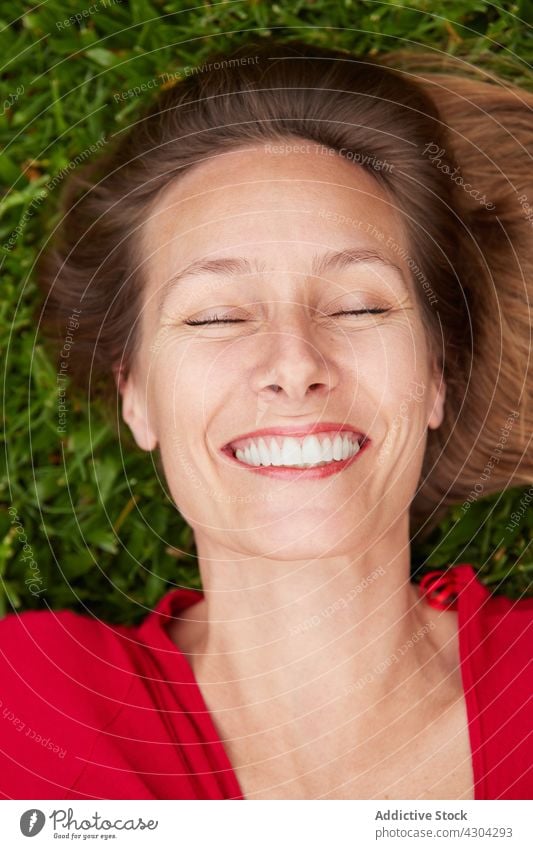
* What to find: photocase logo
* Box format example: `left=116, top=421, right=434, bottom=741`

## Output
left=20, top=809, right=46, bottom=836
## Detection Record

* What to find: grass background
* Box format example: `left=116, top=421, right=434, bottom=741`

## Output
left=1, top=0, right=532, bottom=625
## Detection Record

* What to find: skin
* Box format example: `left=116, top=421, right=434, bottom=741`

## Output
left=118, top=140, right=472, bottom=799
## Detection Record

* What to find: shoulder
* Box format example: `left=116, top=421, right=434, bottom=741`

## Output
left=421, top=563, right=532, bottom=671
left=480, top=591, right=533, bottom=623
left=462, top=590, right=533, bottom=799
left=0, top=605, right=136, bottom=698
left=0, top=606, right=136, bottom=798
left=420, top=565, right=532, bottom=798
left=455, top=562, right=532, bottom=685
left=470, top=591, right=533, bottom=665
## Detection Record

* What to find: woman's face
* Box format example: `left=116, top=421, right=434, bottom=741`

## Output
left=120, top=140, right=446, bottom=559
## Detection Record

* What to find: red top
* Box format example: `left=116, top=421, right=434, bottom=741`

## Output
left=0, top=563, right=531, bottom=800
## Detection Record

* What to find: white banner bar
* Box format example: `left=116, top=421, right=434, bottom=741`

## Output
left=1, top=800, right=530, bottom=848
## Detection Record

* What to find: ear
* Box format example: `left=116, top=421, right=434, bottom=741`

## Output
left=428, top=361, right=446, bottom=431
left=113, top=364, right=157, bottom=451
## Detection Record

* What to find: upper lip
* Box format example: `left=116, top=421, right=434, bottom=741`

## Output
left=222, top=422, right=367, bottom=451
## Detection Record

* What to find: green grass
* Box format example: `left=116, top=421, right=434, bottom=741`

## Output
left=1, top=0, right=532, bottom=625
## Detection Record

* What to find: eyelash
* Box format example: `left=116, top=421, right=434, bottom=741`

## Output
left=185, top=308, right=390, bottom=326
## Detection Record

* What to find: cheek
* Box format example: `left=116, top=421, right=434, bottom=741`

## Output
left=371, top=353, right=434, bottom=465
left=149, top=341, right=229, bottom=436
left=347, top=324, right=423, bottom=397
left=353, top=326, right=435, bottom=458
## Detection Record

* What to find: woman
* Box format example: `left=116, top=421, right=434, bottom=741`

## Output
left=1, top=39, right=532, bottom=800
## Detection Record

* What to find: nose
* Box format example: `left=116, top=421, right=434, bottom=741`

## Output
left=252, top=319, right=339, bottom=405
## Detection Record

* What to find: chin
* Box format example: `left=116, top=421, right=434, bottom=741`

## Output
left=226, top=517, right=365, bottom=559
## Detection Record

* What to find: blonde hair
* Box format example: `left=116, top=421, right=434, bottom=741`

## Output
left=379, top=50, right=533, bottom=536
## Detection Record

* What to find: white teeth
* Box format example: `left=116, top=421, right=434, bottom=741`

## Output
left=234, top=432, right=362, bottom=468
left=241, top=444, right=260, bottom=466
left=269, top=438, right=283, bottom=465
left=281, top=437, right=301, bottom=466
left=249, top=442, right=261, bottom=466
left=320, top=436, right=334, bottom=462
left=332, top=434, right=344, bottom=460
left=257, top=438, right=271, bottom=466
left=301, top=435, right=323, bottom=464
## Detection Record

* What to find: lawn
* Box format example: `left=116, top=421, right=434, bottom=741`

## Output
left=1, top=0, right=532, bottom=624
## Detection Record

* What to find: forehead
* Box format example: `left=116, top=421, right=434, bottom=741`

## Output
left=142, top=140, right=408, bottom=283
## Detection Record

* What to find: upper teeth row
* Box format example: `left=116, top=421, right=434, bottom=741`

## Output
left=234, top=433, right=360, bottom=467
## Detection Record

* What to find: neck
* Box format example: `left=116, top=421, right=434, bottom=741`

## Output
left=173, top=524, right=452, bottom=721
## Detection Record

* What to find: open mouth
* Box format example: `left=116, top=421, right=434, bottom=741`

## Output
left=221, top=430, right=369, bottom=472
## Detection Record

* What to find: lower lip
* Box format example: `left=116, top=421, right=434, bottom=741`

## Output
left=220, top=437, right=371, bottom=479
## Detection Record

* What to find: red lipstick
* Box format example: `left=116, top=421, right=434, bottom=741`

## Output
left=220, top=423, right=370, bottom=479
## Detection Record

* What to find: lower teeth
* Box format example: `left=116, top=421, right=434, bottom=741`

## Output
left=237, top=456, right=349, bottom=468
left=280, top=459, right=340, bottom=468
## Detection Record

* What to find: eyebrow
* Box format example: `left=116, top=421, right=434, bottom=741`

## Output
left=158, top=247, right=408, bottom=314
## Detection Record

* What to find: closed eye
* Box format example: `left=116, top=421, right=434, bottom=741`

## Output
left=185, top=315, right=247, bottom=326
left=185, top=308, right=390, bottom=326
left=332, top=308, right=390, bottom=317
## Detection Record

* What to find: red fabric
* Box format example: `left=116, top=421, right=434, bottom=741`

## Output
left=0, top=564, right=531, bottom=799
left=418, top=563, right=533, bottom=800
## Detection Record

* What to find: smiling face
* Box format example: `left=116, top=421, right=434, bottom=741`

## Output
left=119, top=139, right=446, bottom=559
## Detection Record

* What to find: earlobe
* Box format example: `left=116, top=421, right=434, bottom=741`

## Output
left=116, top=368, right=158, bottom=452
left=428, top=374, right=446, bottom=431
